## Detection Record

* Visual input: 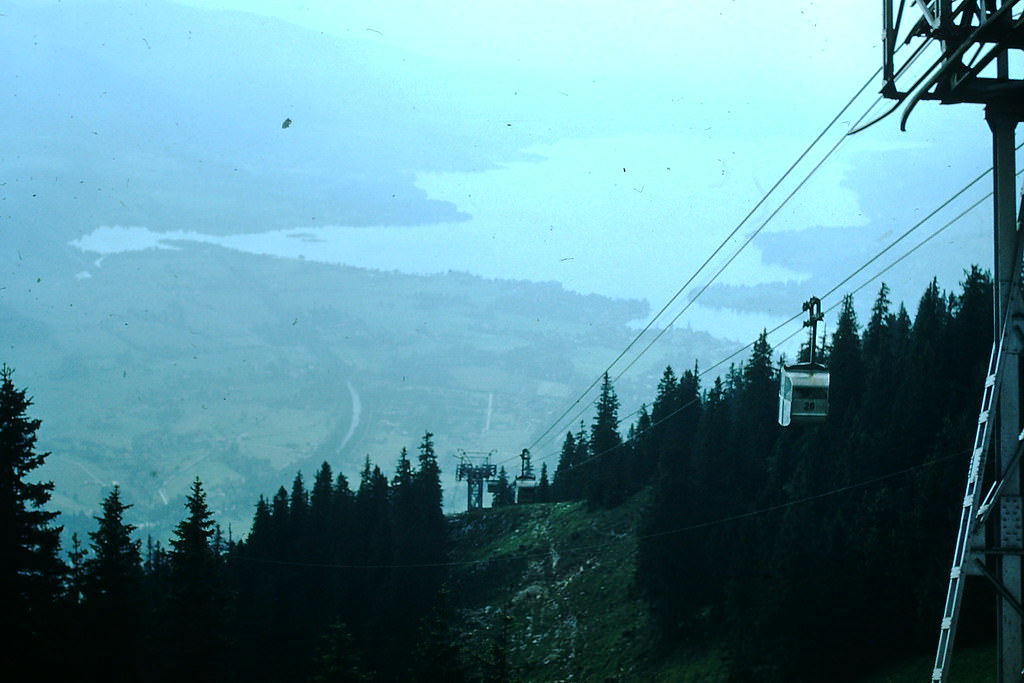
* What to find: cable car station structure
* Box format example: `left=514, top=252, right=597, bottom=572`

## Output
left=880, top=2, right=1024, bottom=680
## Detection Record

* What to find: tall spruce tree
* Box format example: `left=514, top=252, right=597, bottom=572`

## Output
left=732, top=331, right=776, bottom=504
left=310, top=461, right=334, bottom=528
left=0, top=365, right=65, bottom=668
left=289, top=470, right=309, bottom=557
left=537, top=462, right=550, bottom=502
left=413, top=432, right=443, bottom=521
left=411, top=431, right=446, bottom=566
left=162, top=477, right=228, bottom=682
left=827, top=294, right=863, bottom=429
left=82, top=485, right=145, bottom=679
left=85, top=486, right=142, bottom=601
left=491, top=467, right=514, bottom=507
left=269, top=484, right=289, bottom=558
left=552, top=430, right=579, bottom=501
left=587, top=373, right=624, bottom=508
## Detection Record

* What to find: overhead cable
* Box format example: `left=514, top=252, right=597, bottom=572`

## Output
left=524, top=68, right=884, bottom=456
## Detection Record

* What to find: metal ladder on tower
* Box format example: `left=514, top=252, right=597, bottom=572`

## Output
left=932, top=304, right=1024, bottom=683
left=932, top=334, right=1003, bottom=682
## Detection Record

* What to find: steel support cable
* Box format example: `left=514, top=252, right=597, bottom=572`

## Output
left=608, top=129, right=851, bottom=388
left=686, top=174, right=1005, bottom=406
left=525, top=114, right=892, bottom=464
left=528, top=306, right=809, bottom=474
left=522, top=69, right=885, bottom=456
left=820, top=169, right=999, bottom=303
left=534, top=168, right=1011, bottom=474
left=666, top=180, right=1004, bottom=427
left=825, top=191, right=996, bottom=310
left=603, top=75, right=938, bottom=408
left=499, top=164, right=1003, bottom=475
left=520, top=57, right=1016, bottom=467
left=602, top=90, right=902, bottom=392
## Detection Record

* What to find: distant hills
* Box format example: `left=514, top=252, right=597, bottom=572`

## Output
left=0, top=0, right=735, bottom=537
left=2, top=240, right=731, bottom=540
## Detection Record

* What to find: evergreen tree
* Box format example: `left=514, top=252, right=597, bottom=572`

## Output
left=491, top=467, right=515, bottom=507
left=162, top=478, right=228, bottom=682
left=82, top=485, right=145, bottom=680
left=66, top=531, right=87, bottom=605
left=946, top=266, right=993, bottom=407
left=826, top=294, right=863, bottom=428
left=863, top=283, right=894, bottom=371
left=552, top=430, right=579, bottom=501
left=390, top=447, right=418, bottom=565
left=0, top=365, right=65, bottom=667
left=898, top=278, right=952, bottom=466
left=412, top=432, right=444, bottom=525
left=289, top=470, right=309, bottom=546
left=630, top=404, right=654, bottom=491
left=85, top=485, right=143, bottom=602
left=638, top=366, right=705, bottom=640
left=331, top=471, right=355, bottom=556
left=269, top=485, right=289, bottom=558
left=352, top=457, right=391, bottom=651
left=732, top=331, right=777, bottom=503
left=860, top=283, right=899, bottom=435
left=587, top=373, right=624, bottom=508
left=246, top=494, right=272, bottom=558
left=537, top=462, right=550, bottom=502
left=310, top=460, right=334, bottom=527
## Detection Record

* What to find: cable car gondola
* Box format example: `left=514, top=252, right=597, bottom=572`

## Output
left=778, top=297, right=830, bottom=427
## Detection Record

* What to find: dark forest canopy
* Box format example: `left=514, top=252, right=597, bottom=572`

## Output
left=1, top=267, right=999, bottom=681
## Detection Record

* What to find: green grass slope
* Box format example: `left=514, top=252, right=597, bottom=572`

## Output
left=447, top=494, right=736, bottom=682
left=448, top=496, right=658, bottom=681
left=446, top=496, right=996, bottom=683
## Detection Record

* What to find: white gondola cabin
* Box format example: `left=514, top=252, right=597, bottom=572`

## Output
left=778, top=362, right=829, bottom=426
left=778, top=296, right=829, bottom=427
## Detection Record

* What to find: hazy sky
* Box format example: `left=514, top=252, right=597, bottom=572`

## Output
left=165, top=1, right=1003, bottom=340
left=6, top=0, right=1020, bottom=522
left=13, top=0, right=1010, bottom=350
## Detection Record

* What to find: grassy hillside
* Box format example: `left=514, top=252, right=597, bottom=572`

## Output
left=447, top=495, right=661, bottom=682
left=448, top=493, right=738, bottom=682
left=447, top=495, right=996, bottom=682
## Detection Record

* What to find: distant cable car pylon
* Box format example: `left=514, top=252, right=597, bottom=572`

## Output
left=778, top=296, right=830, bottom=427
left=455, top=449, right=497, bottom=512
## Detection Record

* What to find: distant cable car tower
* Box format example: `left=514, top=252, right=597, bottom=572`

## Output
left=878, top=3, right=1024, bottom=681
left=455, top=449, right=497, bottom=512
left=778, top=296, right=830, bottom=427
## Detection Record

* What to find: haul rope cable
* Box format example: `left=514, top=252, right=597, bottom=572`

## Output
left=520, top=126, right=1021, bottom=469
left=529, top=166, right=1010, bottom=475
left=522, top=82, right=907, bottom=464
left=525, top=68, right=885, bottom=456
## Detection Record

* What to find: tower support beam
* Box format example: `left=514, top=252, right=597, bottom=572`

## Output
left=880, top=4, right=1024, bottom=680
left=988, top=102, right=1024, bottom=683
